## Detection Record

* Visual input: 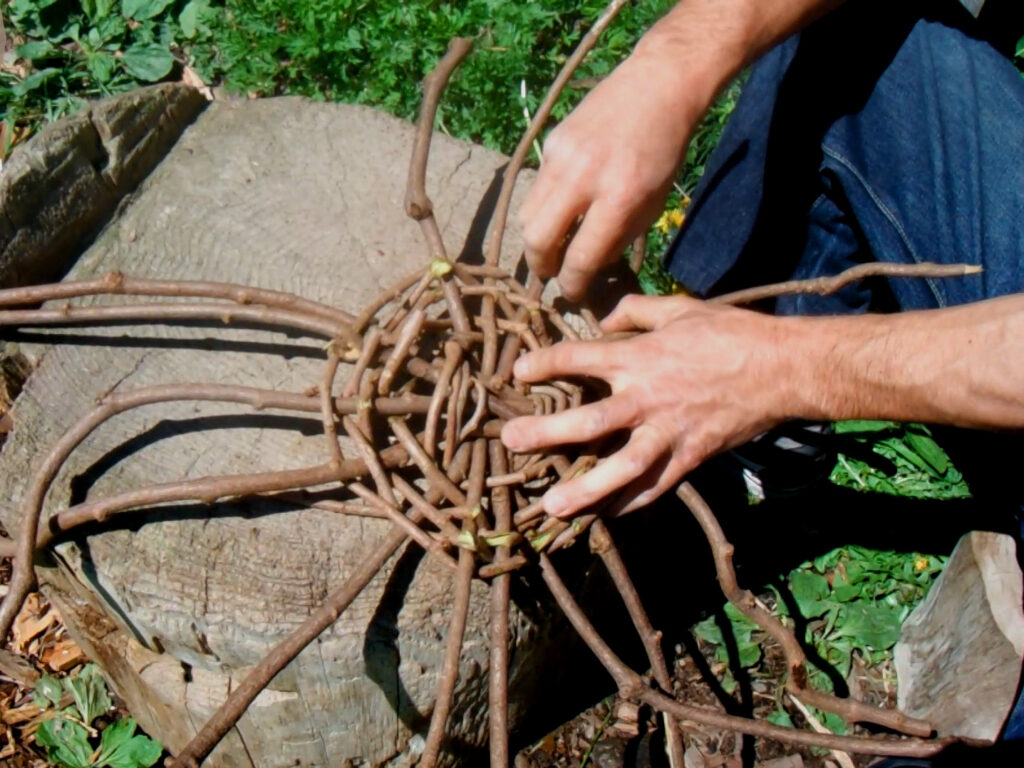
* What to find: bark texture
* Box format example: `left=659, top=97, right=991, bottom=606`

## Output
left=895, top=531, right=1024, bottom=742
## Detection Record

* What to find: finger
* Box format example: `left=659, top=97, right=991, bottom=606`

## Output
left=519, top=174, right=587, bottom=280
left=606, top=452, right=690, bottom=517
left=501, top=394, right=638, bottom=453
left=558, top=199, right=632, bottom=302
left=601, top=293, right=700, bottom=333
left=512, top=339, right=616, bottom=382
left=543, top=426, right=668, bottom=518
left=601, top=294, right=671, bottom=333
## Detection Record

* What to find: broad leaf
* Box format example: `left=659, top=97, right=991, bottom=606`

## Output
left=64, top=663, right=111, bottom=726
left=35, top=674, right=63, bottom=709
left=88, top=52, right=118, bottom=84
left=14, top=40, right=56, bottom=61
left=789, top=570, right=830, bottom=618
left=36, top=714, right=93, bottom=768
left=122, top=0, right=175, bottom=21
left=121, top=43, right=174, bottom=82
left=836, top=601, right=903, bottom=651
left=98, top=717, right=164, bottom=768
left=12, top=68, right=60, bottom=97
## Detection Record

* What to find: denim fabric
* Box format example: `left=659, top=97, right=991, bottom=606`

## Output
left=664, top=0, right=1024, bottom=743
left=666, top=0, right=1024, bottom=315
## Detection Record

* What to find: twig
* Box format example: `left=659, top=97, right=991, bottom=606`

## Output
left=420, top=439, right=488, bottom=768
left=0, top=271, right=354, bottom=327
left=712, top=262, right=981, bottom=306
left=405, top=36, right=475, bottom=335
left=168, top=446, right=475, bottom=767
left=589, top=521, right=684, bottom=768
left=0, top=302, right=340, bottom=339
left=487, top=440, right=513, bottom=768
left=675, top=482, right=933, bottom=737
left=788, top=694, right=857, bottom=768
left=485, top=0, right=633, bottom=267
left=539, top=551, right=949, bottom=757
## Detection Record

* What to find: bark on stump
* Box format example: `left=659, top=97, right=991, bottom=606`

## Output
left=0, top=89, right=588, bottom=766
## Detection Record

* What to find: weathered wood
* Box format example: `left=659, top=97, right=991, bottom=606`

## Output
left=0, top=93, right=583, bottom=766
left=894, top=531, right=1024, bottom=742
left=0, top=83, right=206, bottom=290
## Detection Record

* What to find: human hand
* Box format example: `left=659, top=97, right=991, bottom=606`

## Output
left=501, top=294, right=803, bottom=517
left=518, top=51, right=701, bottom=301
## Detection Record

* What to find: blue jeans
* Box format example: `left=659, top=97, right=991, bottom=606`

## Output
left=665, top=0, right=1024, bottom=743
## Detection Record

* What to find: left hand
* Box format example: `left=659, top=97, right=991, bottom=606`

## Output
left=501, top=294, right=802, bottom=517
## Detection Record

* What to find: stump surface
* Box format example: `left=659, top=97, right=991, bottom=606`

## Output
left=0, top=94, right=556, bottom=766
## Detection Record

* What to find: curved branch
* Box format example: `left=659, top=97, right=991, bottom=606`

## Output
left=676, top=482, right=934, bottom=737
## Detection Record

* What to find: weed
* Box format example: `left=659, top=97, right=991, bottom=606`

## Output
left=33, top=664, right=162, bottom=768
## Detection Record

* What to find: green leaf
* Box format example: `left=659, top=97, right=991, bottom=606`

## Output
left=789, top=570, right=831, bottom=618
left=35, top=674, right=64, bottom=709
left=14, top=41, right=57, bottom=61
left=97, top=717, right=163, bottom=768
left=88, top=52, right=118, bottom=84
left=904, top=427, right=950, bottom=475
left=179, top=1, right=200, bottom=38
left=766, top=708, right=794, bottom=728
left=12, top=68, right=60, bottom=97
left=834, top=419, right=899, bottom=434
left=122, top=0, right=175, bottom=21
left=36, top=714, right=94, bottom=768
left=64, top=664, right=111, bottom=726
left=121, top=43, right=175, bottom=82
left=836, top=601, right=904, bottom=651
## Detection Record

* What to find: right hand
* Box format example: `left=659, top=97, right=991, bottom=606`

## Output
left=518, top=50, right=700, bottom=301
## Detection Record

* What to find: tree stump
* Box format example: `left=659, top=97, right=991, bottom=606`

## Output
left=894, top=531, right=1024, bottom=742
left=0, top=88, right=589, bottom=766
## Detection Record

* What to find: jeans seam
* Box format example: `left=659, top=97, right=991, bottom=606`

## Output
left=821, top=145, right=946, bottom=307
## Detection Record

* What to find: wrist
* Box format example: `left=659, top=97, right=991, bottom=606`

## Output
left=770, top=315, right=862, bottom=423
left=631, top=0, right=757, bottom=114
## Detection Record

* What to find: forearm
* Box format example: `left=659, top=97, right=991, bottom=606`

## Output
left=786, top=294, right=1024, bottom=429
left=632, top=0, right=845, bottom=117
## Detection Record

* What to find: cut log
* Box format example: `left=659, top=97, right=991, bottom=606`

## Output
left=894, top=531, right=1024, bottom=742
left=0, top=88, right=592, bottom=766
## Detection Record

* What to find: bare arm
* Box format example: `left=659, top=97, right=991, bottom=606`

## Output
left=501, top=294, right=1024, bottom=518
left=519, top=0, right=844, bottom=300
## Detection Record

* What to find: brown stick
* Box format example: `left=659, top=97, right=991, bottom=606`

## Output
left=712, top=262, right=981, bottom=306
left=484, top=0, right=632, bottom=267
left=420, top=439, right=488, bottom=768
left=675, top=482, right=934, bottom=737
left=590, top=521, right=684, bottom=768
left=168, top=447, right=475, bottom=768
left=0, top=302, right=340, bottom=339
left=540, top=551, right=949, bottom=757
left=404, top=36, right=475, bottom=336
left=0, top=271, right=354, bottom=326
left=0, top=383, right=400, bottom=639
left=487, top=440, right=513, bottom=768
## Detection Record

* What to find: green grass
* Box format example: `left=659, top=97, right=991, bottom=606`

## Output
left=1, top=1, right=680, bottom=157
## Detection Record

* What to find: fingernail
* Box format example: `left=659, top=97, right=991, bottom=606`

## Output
left=513, top=357, right=530, bottom=378
left=544, top=491, right=567, bottom=517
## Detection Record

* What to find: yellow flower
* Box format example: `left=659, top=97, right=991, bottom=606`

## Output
left=655, top=208, right=686, bottom=234
left=913, top=556, right=929, bottom=573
